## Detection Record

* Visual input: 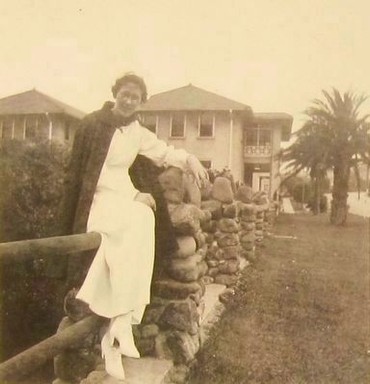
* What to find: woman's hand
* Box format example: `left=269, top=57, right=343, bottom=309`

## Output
left=186, top=154, right=210, bottom=189
left=134, top=192, right=156, bottom=211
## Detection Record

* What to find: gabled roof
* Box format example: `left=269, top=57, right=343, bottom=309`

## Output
left=0, top=89, right=86, bottom=119
left=139, top=84, right=252, bottom=112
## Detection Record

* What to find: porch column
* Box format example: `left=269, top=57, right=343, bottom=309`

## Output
left=228, top=109, right=233, bottom=169
left=269, top=152, right=274, bottom=200
left=155, top=115, right=159, bottom=135
left=47, top=113, right=53, bottom=140
left=23, top=116, right=27, bottom=140
left=11, top=118, right=15, bottom=139
left=212, top=112, right=216, bottom=137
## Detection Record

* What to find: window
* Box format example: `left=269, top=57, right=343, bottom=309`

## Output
left=170, top=113, right=185, bottom=138
left=1, top=119, right=13, bottom=139
left=142, top=114, right=157, bottom=133
left=200, top=160, right=212, bottom=169
left=245, top=127, right=271, bottom=146
left=198, top=112, right=214, bottom=138
left=259, top=129, right=271, bottom=146
left=245, top=128, right=258, bottom=146
left=25, top=117, right=38, bottom=140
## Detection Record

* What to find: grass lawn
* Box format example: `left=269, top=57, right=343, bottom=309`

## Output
left=190, top=213, right=370, bottom=384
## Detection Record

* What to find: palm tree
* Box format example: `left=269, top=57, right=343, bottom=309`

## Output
left=283, top=88, right=370, bottom=224
left=282, top=120, right=330, bottom=214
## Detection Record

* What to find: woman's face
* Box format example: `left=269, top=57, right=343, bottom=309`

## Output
left=114, top=82, right=143, bottom=117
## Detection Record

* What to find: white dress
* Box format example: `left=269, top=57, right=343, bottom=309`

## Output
left=76, top=121, right=188, bottom=323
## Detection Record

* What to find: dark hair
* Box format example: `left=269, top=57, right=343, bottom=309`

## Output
left=111, top=73, right=148, bottom=102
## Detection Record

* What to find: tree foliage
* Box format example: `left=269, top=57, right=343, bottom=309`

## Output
left=0, top=139, right=70, bottom=359
left=282, top=88, right=370, bottom=223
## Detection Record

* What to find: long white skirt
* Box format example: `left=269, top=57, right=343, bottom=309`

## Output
left=76, top=189, right=155, bottom=323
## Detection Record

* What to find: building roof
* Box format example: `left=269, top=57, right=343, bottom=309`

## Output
left=0, top=89, right=86, bottom=119
left=254, top=112, right=293, bottom=122
left=139, top=84, right=252, bottom=112
left=254, top=112, right=293, bottom=142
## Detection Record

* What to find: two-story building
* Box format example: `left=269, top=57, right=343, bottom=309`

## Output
left=0, top=89, right=85, bottom=143
left=0, top=86, right=293, bottom=198
left=139, top=84, right=293, bottom=199
left=244, top=112, right=292, bottom=197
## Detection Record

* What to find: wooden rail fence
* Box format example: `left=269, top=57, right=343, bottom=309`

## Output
left=0, top=232, right=101, bottom=382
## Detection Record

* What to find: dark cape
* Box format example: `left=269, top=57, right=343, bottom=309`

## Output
left=47, top=102, right=178, bottom=287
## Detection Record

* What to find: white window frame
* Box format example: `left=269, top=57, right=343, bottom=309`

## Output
left=23, top=116, right=27, bottom=140
left=170, top=113, right=186, bottom=139
left=11, top=118, right=15, bottom=139
left=155, top=115, right=159, bottom=135
left=246, top=125, right=272, bottom=146
left=198, top=112, right=215, bottom=138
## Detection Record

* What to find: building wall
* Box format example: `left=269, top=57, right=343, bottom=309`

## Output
left=143, top=111, right=288, bottom=198
left=0, top=114, right=50, bottom=140
left=51, top=115, right=67, bottom=142
left=155, top=111, right=241, bottom=176
left=270, top=124, right=283, bottom=197
left=53, top=115, right=78, bottom=143
left=0, top=113, right=77, bottom=144
left=13, top=116, right=24, bottom=139
left=231, top=116, right=244, bottom=182
left=242, top=120, right=284, bottom=198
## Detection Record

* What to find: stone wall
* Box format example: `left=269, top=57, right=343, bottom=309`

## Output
left=236, top=185, right=257, bottom=261
left=52, top=168, right=276, bottom=384
left=201, top=177, right=240, bottom=287
left=133, top=168, right=210, bottom=368
left=134, top=171, right=274, bottom=370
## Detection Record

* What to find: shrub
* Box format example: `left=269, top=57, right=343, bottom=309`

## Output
left=292, top=182, right=313, bottom=204
left=306, top=194, right=328, bottom=213
left=0, top=140, right=69, bottom=359
left=0, top=140, right=69, bottom=241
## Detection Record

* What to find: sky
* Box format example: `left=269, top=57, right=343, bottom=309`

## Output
left=0, top=0, right=370, bottom=134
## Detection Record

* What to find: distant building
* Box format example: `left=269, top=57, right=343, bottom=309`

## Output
left=139, top=84, right=293, bottom=198
left=0, top=89, right=85, bottom=143
left=244, top=112, right=292, bottom=197
left=0, top=86, right=293, bottom=198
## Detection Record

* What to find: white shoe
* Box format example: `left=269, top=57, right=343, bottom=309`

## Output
left=101, top=332, right=126, bottom=381
left=109, top=313, right=140, bottom=358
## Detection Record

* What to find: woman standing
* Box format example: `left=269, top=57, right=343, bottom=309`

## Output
left=55, top=73, right=208, bottom=380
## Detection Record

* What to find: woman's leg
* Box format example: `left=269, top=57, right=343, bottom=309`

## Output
left=101, top=328, right=126, bottom=380
left=108, top=312, right=140, bottom=358
left=100, top=311, right=143, bottom=380
left=100, top=202, right=155, bottom=379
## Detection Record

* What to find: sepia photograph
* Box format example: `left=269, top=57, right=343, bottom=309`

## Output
left=0, top=1, right=369, bottom=383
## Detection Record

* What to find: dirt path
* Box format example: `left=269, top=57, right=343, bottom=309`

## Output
left=190, top=213, right=370, bottom=384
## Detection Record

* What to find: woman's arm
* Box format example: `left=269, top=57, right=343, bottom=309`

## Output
left=138, top=126, right=209, bottom=188
left=139, top=126, right=188, bottom=169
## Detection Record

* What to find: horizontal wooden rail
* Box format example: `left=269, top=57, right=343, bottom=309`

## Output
left=0, top=315, right=105, bottom=382
left=0, top=232, right=103, bottom=380
left=0, top=232, right=101, bottom=264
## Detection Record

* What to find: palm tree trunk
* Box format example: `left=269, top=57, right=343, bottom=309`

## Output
left=330, top=160, right=350, bottom=225
left=312, top=176, right=321, bottom=215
